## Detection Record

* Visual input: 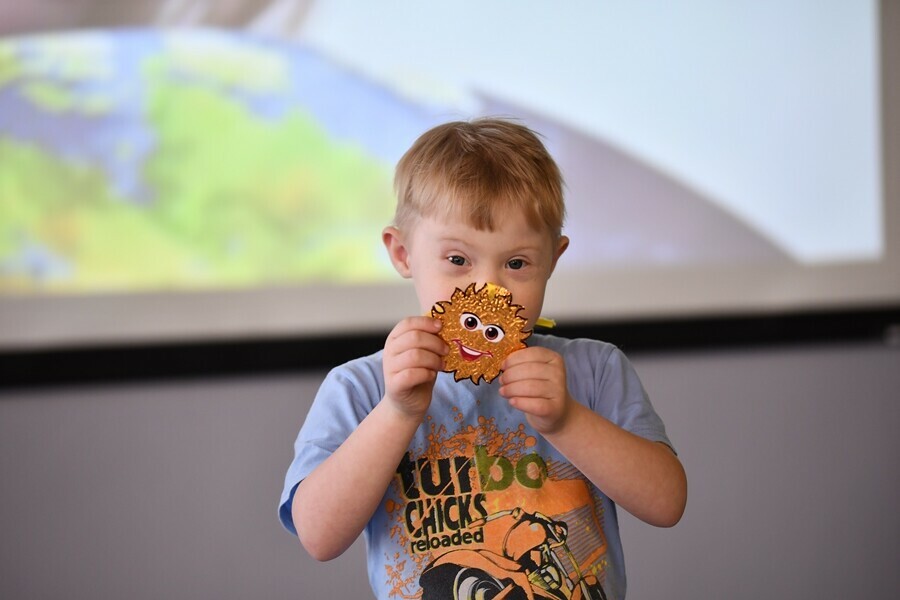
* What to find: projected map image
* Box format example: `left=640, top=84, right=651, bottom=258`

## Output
left=0, top=28, right=791, bottom=296
left=0, top=30, right=423, bottom=293
left=0, top=0, right=882, bottom=300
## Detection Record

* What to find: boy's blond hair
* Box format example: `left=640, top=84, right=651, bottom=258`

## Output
left=393, top=118, right=565, bottom=238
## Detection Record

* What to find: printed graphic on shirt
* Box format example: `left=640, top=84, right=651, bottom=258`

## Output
left=383, top=413, right=610, bottom=599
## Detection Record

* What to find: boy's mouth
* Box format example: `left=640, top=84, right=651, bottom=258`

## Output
left=452, top=339, right=493, bottom=362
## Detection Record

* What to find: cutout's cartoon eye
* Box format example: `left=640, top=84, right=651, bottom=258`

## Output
left=483, top=325, right=505, bottom=342
left=461, top=313, right=481, bottom=330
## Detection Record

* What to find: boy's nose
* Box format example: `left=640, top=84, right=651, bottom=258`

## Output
left=473, top=273, right=504, bottom=290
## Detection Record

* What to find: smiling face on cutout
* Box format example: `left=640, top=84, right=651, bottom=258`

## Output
left=431, top=282, right=531, bottom=384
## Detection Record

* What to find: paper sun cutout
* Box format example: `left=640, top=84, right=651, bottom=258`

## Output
left=431, top=282, right=531, bottom=384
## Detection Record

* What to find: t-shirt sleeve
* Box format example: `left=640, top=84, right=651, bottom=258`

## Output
left=606, top=347, right=670, bottom=444
left=563, top=338, right=673, bottom=451
left=278, top=359, right=382, bottom=535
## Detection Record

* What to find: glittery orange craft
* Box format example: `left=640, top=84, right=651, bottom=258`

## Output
left=431, top=283, right=531, bottom=384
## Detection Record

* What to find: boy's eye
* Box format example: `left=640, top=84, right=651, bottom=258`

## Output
left=461, top=313, right=481, bottom=330
left=483, top=325, right=505, bottom=342
left=507, top=259, right=525, bottom=270
left=448, top=255, right=466, bottom=266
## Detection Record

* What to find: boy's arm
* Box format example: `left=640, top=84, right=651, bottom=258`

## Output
left=537, top=401, right=685, bottom=527
left=292, top=395, right=424, bottom=561
left=292, top=317, right=446, bottom=561
left=499, top=346, right=687, bottom=528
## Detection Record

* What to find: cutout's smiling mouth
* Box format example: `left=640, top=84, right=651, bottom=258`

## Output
left=452, top=339, right=493, bottom=362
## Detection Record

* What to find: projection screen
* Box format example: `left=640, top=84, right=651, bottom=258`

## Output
left=0, top=0, right=897, bottom=351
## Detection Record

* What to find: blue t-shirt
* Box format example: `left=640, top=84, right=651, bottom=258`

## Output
left=280, top=334, right=672, bottom=600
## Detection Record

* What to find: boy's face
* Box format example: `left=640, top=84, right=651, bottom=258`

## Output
left=384, top=210, right=568, bottom=330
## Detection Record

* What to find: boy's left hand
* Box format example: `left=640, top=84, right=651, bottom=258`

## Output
left=499, top=347, right=572, bottom=435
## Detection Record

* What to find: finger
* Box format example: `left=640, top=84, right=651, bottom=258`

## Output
left=387, top=345, right=446, bottom=374
left=499, top=363, right=555, bottom=386
left=387, top=325, right=448, bottom=358
left=390, top=366, right=439, bottom=391
left=500, top=359, right=566, bottom=390
left=505, top=394, right=557, bottom=419
left=500, top=378, right=554, bottom=402
left=388, top=316, right=442, bottom=340
left=401, top=330, right=449, bottom=356
left=501, top=346, right=558, bottom=370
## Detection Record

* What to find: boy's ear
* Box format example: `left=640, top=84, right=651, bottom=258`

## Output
left=382, top=226, right=412, bottom=278
left=550, top=235, right=569, bottom=275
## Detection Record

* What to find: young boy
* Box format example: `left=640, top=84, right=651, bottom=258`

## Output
left=279, top=118, right=686, bottom=599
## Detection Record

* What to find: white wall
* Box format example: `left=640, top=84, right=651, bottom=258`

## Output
left=1, top=340, right=898, bottom=599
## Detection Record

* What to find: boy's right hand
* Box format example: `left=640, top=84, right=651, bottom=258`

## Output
left=382, top=317, right=447, bottom=420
